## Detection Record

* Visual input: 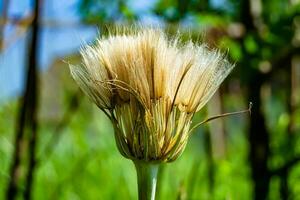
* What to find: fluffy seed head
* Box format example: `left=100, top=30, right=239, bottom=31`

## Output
left=70, top=27, right=234, bottom=162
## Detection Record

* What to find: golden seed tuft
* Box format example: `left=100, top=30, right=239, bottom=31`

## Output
left=70, top=27, right=234, bottom=162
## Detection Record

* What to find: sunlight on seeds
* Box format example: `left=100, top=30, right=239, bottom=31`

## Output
left=69, top=27, right=235, bottom=162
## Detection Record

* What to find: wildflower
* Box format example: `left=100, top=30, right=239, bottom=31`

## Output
left=70, top=28, right=234, bottom=163
left=69, top=27, right=247, bottom=200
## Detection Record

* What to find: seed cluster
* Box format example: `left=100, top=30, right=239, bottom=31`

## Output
left=70, top=27, right=234, bottom=162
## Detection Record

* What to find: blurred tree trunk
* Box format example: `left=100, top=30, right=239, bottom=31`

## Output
left=23, top=0, right=40, bottom=199
left=240, top=0, right=271, bottom=199
left=248, top=72, right=270, bottom=200
left=5, top=0, right=40, bottom=199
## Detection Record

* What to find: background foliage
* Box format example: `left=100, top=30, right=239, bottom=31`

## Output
left=1, top=0, right=300, bottom=199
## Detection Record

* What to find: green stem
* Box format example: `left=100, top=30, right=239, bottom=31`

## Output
left=134, top=161, right=160, bottom=200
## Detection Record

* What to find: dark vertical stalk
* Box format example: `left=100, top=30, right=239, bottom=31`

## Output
left=5, top=0, right=40, bottom=199
left=248, top=73, right=270, bottom=200
left=5, top=72, right=28, bottom=199
left=239, top=0, right=271, bottom=199
left=23, top=0, right=40, bottom=199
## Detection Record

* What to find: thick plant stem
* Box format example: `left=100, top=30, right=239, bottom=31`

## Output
left=134, top=161, right=160, bottom=200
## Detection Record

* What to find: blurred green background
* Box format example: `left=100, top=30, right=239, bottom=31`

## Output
left=1, top=0, right=300, bottom=199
